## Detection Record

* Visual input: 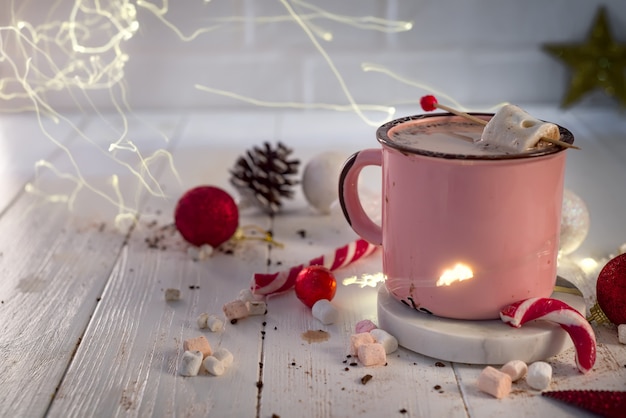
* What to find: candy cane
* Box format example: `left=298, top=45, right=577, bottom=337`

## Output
left=500, top=297, right=596, bottom=374
left=252, top=238, right=378, bottom=296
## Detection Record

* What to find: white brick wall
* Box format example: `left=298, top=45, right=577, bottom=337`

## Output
left=1, top=0, right=624, bottom=111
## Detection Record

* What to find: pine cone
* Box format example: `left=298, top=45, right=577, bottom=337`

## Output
left=230, top=142, right=300, bottom=214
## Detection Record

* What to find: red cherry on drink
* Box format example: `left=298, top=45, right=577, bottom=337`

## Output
left=174, top=186, right=239, bottom=248
left=420, top=95, right=438, bottom=112
left=596, top=253, right=626, bottom=325
left=294, top=266, right=337, bottom=308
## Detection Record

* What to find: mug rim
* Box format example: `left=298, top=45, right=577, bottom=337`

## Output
left=377, top=113, right=575, bottom=160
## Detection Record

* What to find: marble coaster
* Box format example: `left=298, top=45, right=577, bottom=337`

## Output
left=377, top=285, right=586, bottom=365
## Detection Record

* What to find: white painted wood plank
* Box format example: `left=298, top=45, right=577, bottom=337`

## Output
left=0, top=112, right=182, bottom=417
left=47, top=111, right=279, bottom=417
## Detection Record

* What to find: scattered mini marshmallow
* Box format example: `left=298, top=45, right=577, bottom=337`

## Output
left=500, top=360, right=528, bottom=382
left=370, top=328, right=398, bottom=354
left=223, top=299, right=249, bottom=321
left=238, top=288, right=254, bottom=302
left=187, top=244, right=214, bottom=261
left=179, top=350, right=204, bottom=377
left=479, top=104, right=560, bottom=153
left=213, top=347, right=234, bottom=368
left=183, top=335, right=212, bottom=358
left=357, top=343, right=387, bottom=367
left=526, top=361, right=552, bottom=390
left=477, top=366, right=512, bottom=399
left=197, top=313, right=209, bottom=329
left=350, top=332, right=376, bottom=356
left=355, top=319, right=377, bottom=334
left=203, top=356, right=225, bottom=376
left=312, top=299, right=338, bottom=325
left=247, top=300, right=267, bottom=316
left=165, top=288, right=181, bottom=301
left=619, top=324, right=626, bottom=345
left=207, top=314, right=224, bottom=332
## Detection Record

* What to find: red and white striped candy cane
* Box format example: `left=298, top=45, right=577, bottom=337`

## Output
left=500, top=297, right=596, bottom=374
left=252, top=238, right=378, bottom=296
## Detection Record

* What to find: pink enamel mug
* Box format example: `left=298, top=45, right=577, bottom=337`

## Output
left=339, top=113, right=574, bottom=320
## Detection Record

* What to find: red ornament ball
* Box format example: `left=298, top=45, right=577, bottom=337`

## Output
left=294, top=266, right=337, bottom=308
left=420, top=95, right=438, bottom=112
left=596, top=253, right=626, bottom=325
left=174, top=186, right=239, bottom=248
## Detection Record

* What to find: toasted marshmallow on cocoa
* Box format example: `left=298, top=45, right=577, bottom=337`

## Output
left=479, top=104, right=560, bottom=153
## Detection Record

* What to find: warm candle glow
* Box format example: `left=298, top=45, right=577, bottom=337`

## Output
left=342, top=272, right=385, bottom=288
left=436, top=263, right=473, bottom=287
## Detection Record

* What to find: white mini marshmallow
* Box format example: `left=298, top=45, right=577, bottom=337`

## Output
left=203, top=356, right=225, bottom=376
left=477, top=366, right=512, bottom=399
left=165, top=288, right=180, bottom=301
left=480, top=104, right=560, bottom=153
left=223, top=299, right=249, bottom=321
left=179, top=350, right=203, bottom=377
left=207, top=314, right=224, bottom=332
left=187, top=244, right=213, bottom=261
left=238, top=288, right=254, bottom=302
left=213, top=348, right=234, bottom=368
left=526, top=361, right=552, bottom=390
left=312, top=299, right=339, bottom=325
left=369, top=329, right=398, bottom=354
left=247, top=300, right=267, bottom=316
left=197, top=313, right=209, bottom=329
left=500, top=360, right=528, bottom=382
left=618, top=324, right=626, bottom=344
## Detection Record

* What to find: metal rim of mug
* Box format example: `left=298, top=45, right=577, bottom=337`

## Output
left=376, top=113, right=575, bottom=160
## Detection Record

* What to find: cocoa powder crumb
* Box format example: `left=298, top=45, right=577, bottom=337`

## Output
left=361, top=374, right=373, bottom=385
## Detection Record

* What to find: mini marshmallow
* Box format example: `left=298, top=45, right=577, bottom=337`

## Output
left=350, top=332, right=376, bottom=356
left=207, top=314, right=224, bottom=332
left=355, top=319, right=377, bottom=334
left=370, top=329, right=398, bottom=354
left=618, top=324, right=626, bottom=345
left=183, top=335, right=212, bottom=358
left=357, top=343, right=387, bottom=367
left=187, top=244, right=213, bottom=261
left=247, top=300, right=267, bottom=316
left=480, top=104, right=560, bottom=153
left=238, top=288, right=254, bottom=302
left=179, top=350, right=203, bottom=377
left=312, top=299, right=338, bottom=325
left=223, top=299, right=249, bottom=321
left=165, top=288, right=181, bottom=301
left=477, top=366, right=512, bottom=399
left=526, top=361, right=552, bottom=390
left=203, top=356, right=225, bottom=376
left=213, top=347, right=234, bottom=368
left=197, top=313, right=209, bottom=329
left=500, top=360, right=528, bottom=382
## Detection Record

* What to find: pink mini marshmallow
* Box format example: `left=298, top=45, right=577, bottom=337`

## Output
left=183, top=336, right=212, bottom=359
left=477, top=366, right=512, bottom=399
left=350, top=332, right=375, bottom=356
left=500, top=360, right=528, bottom=382
left=357, top=343, right=386, bottom=367
left=222, top=299, right=249, bottom=321
left=355, top=319, right=377, bottom=334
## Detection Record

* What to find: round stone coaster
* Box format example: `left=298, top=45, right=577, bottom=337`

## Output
left=377, top=285, right=586, bottom=365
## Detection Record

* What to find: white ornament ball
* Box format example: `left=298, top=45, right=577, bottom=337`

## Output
left=302, top=151, right=347, bottom=214
left=560, top=189, right=590, bottom=255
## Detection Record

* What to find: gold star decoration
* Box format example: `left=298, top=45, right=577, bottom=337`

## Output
left=543, top=6, right=626, bottom=108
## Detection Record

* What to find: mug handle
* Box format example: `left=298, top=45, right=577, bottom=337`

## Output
left=338, top=149, right=383, bottom=245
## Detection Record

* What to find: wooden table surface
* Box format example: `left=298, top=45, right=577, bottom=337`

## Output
left=1, top=107, right=625, bottom=417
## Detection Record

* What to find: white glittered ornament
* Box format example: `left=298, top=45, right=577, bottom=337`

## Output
left=560, top=189, right=590, bottom=255
left=302, top=151, right=347, bottom=214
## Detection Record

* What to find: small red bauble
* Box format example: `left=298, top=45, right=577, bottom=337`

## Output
left=596, top=253, right=626, bottom=325
left=420, top=95, right=438, bottom=112
left=294, top=266, right=337, bottom=308
left=174, top=186, right=239, bottom=248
